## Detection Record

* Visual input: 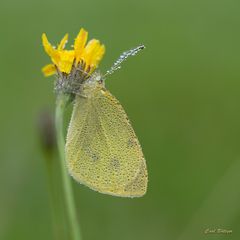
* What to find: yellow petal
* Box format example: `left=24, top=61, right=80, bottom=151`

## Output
left=81, top=39, right=101, bottom=68
left=42, top=33, right=59, bottom=64
left=89, top=44, right=105, bottom=68
left=42, top=64, right=56, bottom=76
left=74, top=28, right=88, bottom=63
left=41, top=28, right=105, bottom=76
left=58, top=50, right=75, bottom=73
left=58, top=33, right=68, bottom=50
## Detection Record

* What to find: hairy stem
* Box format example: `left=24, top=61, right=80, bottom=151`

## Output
left=55, top=94, right=82, bottom=240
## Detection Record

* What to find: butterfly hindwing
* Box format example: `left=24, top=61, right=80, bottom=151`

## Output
left=66, top=88, right=147, bottom=197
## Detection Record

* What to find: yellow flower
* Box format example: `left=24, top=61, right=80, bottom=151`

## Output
left=42, top=28, right=105, bottom=77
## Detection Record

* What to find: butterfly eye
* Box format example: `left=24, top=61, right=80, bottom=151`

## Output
left=98, top=79, right=103, bottom=84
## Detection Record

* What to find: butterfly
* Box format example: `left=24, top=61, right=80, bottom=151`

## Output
left=65, top=45, right=148, bottom=197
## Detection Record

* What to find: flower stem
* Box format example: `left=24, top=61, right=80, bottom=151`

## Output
left=45, top=154, right=66, bottom=240
left=55, top=93, right=82, bottom=240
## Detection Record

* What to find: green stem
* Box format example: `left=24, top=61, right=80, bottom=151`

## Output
left=55, top=93, right=82, bottom=240
left=45, top=155, right=64, bottom=240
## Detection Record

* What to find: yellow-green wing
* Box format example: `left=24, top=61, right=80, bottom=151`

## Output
left=66, top=88, right=148, bottom=197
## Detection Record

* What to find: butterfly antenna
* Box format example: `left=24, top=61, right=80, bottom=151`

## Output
left=103, top=44, right=145, bottom=78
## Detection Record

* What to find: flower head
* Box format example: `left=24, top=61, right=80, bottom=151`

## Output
left=42, top=28, right=105, bottom=77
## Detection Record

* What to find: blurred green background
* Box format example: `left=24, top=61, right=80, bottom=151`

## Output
left=1, top=0, right=240, bottom=239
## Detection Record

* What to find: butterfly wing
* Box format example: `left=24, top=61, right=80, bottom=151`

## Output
left=66, top=88, right=148, bottom=197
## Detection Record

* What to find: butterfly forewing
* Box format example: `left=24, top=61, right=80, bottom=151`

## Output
left=66, top=87, right=147, bottom=197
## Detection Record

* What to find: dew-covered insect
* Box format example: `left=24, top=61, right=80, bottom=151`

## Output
left=65, top=45, right=148, bottom=197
